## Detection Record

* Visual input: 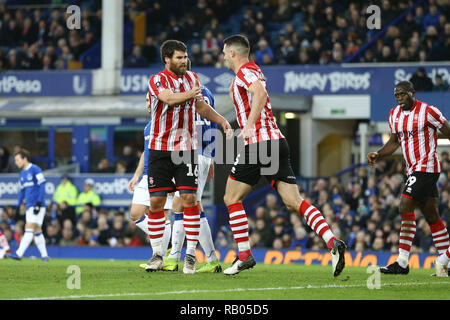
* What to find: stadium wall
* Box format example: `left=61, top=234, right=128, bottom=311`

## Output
left=8, top=245, right=439, bottom=269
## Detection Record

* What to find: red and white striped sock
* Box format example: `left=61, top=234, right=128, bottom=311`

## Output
left=430, top=219, right=450, bottom=255
left=227, top=202, right=252, bottom=261
left=397, top=212, right=416, bottom=266
left=184, top=205, right=201, bottom=256
left=299, top=200, right=335, bottom=251
left=148, top=209, right=166, bottom=256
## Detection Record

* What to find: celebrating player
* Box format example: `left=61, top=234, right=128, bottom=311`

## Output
left=6, top=149, right=49, bottom=261
left=128, top=92, right=172, bottom=260
left=144, top=40, right=232, bottom=273
left=221, top=34, right=346, bottom=276
left=164, top=59, right=222, bottom=273
left=367, top=80, right=450, bottom=277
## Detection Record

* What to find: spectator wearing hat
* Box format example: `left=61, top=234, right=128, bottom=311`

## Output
left=75, top=178, right=101, bottom=215
left=52, top=174, right=79, bottom=206
left=409, top=67, right=433, bottom=91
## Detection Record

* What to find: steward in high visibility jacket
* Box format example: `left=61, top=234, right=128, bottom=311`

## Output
left=52, top=175, right=78, bottom=206
left=75, top=178, right=101, bottom=214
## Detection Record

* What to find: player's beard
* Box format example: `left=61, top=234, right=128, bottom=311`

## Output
left=169, top=62, right=187, bottom=77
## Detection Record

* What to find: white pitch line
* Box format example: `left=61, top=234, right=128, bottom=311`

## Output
left=16, top=281, right=450, bottom=300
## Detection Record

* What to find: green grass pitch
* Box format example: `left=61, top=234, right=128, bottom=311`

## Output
left=1, top=258, right=449, bottom=300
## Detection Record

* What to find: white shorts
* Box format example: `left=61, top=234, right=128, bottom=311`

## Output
left=132, top=175, right=172, bottom=210
left=26, top=206, right=46, bottom=226
left=175, top=154, right=212, bottom=202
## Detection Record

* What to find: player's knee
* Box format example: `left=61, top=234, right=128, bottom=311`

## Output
left=150, top=198, right=165, bottom=212
left=130, top=205, right=146, bottom=221
left=180, top=193, right=197, bottom=207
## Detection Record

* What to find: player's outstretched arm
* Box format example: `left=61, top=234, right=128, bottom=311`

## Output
left=196, top=100, right=233, bottom=139
left=367, top=133, right=400, bottom=167
left=128, top=152, right=145, bottom=192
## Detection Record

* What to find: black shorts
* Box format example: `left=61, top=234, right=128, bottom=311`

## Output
left=229, top=138, right=297, bottom=189
left=401, top=171, right=439, bottom=203
left=147, top=149, right=198, bottom=197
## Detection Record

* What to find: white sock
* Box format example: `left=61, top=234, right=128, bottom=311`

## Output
left=134, top=215, right=149, bottom=235
left=161, top=220, right=172, bottom=257
left=168, top=213, right=185, bottom=260
left=199, top=216, right=218, bottom=262
left=34, top=232, right=48, bottom=258
left=16, top=229, right=34, bottom=258
left=396, top=250, right=409, bottom=268
left=186, top=241, right=196, bottom=256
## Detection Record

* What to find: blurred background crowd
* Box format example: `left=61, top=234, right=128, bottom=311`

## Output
left=0, top=0, right=449, bottom=78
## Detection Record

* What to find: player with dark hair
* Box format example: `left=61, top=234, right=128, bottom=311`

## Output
left=6, top=149, right=49, bottom=261
left=221, top=34, right=346, bottom=276
left=128, top=92, right=172, bottom=260
left=145, top=40, right=232, bottom=273
left=367, top=80, right=450, bottom=277
left=164, top=58, right=222, bottom=273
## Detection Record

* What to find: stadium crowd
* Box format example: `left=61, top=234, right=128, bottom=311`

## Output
left=0, top=0, right=449, bottom=74
left=1, top=151, right=449, bottom=254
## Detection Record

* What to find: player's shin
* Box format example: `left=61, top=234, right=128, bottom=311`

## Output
left=227, top=202, right=252, bottom=261
left=183, top=205, right=200, bottom=256
left=397, top=212, right=416, bottom=267
left=16, top=229, right=34, bottom=258
left=147, top=209, right=166, bottom=256
left=199, top=212, right=218, bottom=262
left=168, top=212, right=185, bottom=260
left=298, top=200, right=336, bottom=250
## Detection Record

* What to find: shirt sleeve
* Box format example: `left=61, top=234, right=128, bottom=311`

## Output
left=427, top=105, right=447, bottom=130
left=236, top=68, right=259, bottom=90
left=148, top=74, right=170, bottom=97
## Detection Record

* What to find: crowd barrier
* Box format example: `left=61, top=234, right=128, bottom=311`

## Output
left=6, top=245, right=439, bottom=269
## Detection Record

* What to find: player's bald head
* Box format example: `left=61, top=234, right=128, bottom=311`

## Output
left=223, top=34, right=250, bottom=58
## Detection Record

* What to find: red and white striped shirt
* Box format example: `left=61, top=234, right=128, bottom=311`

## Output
left=231, top=61, right=284, bottom=145
left=147, top=68, right=199, bottom=151
left=388, top=99, right=447, bottom=175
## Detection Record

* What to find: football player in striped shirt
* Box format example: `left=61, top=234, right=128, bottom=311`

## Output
left=6, top=149, right=49, bottom=261
left=367, top=80, right=450, bottom=277
left=221, top=34, right=346, bottom=276
left=145, top=40, right=232, bottom=273
left=163, top=59, right=222, bottom=273
left=128, top=93, right=173, bottom=262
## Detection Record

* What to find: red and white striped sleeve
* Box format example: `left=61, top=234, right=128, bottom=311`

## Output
left=426, top=105, right=447, bottom=129
left=236, top=68, right=259, bottom=90
left=148, top=74, right=169, bottom=97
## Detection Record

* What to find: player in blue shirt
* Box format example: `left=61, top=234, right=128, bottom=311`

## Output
left=6, top=149, right=49, bottom=261
left=164, top=60, right=222, bottom=273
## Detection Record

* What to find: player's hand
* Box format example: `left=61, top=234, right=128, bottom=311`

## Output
left=207, top=163, right=214, bottom=182
left=238, top=124, right=256, bottom=141
left=190, top=86, right=203, bottom=100
left=367, top=152, right=379, bottom=167
left=221, top=120, right=233, bottom=140
left=33, top=202, right=41, bottom=215
left=128, top=176, right=140, bottom=192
